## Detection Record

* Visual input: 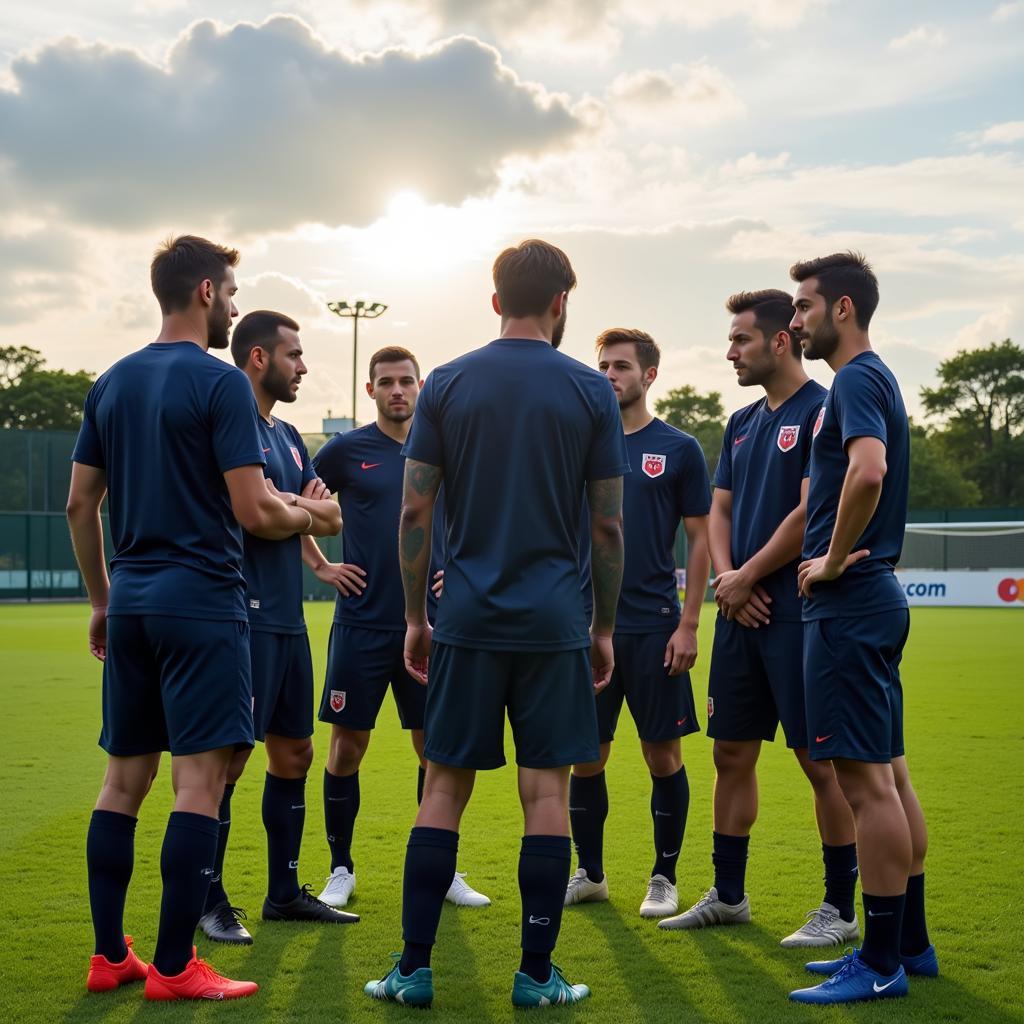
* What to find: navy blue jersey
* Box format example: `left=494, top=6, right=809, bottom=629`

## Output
left=615, top=419, right=711, bottom=632
left=71, top=341, right=265, bottom=621
left=313, top=423, right=407, bottom=631
left=802, top=352, right=909, bottom=620
left=243, top=417, right=317, bottom=634
left=714, top=380, right=826, bottom=622
left=403, top=338, right=629, bottom=652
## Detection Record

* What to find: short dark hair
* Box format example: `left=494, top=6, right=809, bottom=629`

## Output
left=492, top=239, right=577, bottom=318
left=369, top=346, right=420, bottom=382
left=789, top=251, right=879, bottom=329
left=726, top=289, right=800, bottom=358
left=150, top=234, right=240, bottom=314
left=595, top=328, right=661, bottom=371
left=230, top=310, right=299, bottom=368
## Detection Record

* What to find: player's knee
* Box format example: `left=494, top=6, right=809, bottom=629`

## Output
left=713, top=741, right=757, bottom=776
left=795, top=748, right=836, bottom=789
left=226, top=747, right=252, bottom=785
left=642, top=741, right=681, bottom=776
left=328, top=728, right=368, bottom=775
left=270, top=737, right=314, bottom=777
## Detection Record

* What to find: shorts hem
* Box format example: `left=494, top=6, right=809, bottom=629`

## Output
left=638, top=722, right=700, bottom=744
left=318, top=712, right=379, bottom=730
left=99, top=740, right=166, bottom=757
left=809, top=747, right=894, bottom=764
left=257, top=726, right=314, bottom=742
left=707, top=727, right=779, bottom=744
left=423, top=747, right=506, bottom=771
left=516, top=750, right=600, bottom=769
left=168, top=736, right=255, bottom=756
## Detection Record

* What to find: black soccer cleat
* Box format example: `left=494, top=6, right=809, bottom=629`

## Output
left=262, top=884, right=360, bottom=924
left=197, top=902, right=254, bottom=945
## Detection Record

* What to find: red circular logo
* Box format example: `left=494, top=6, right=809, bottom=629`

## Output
left=997, top=577, right=1023, bottom=603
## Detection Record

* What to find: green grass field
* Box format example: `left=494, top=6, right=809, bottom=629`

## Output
left=1, top=604, right=1022, bottom=1024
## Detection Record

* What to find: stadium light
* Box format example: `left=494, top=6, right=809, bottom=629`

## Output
left=326, top=299, right=389, bottom=426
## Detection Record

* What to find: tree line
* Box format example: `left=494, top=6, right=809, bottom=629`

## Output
left=3, top=340, right=1023, bottom=509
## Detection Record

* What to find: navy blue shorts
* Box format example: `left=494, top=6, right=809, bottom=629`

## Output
left=101, top=615, right=254, bottom=757
left=803, top=610, right=909, bottom=763
left=596, top=629, right=700, bottom=744
left=251, top=630, right=314, bottom=741
left=423, top=643, right=600, bottom=770
left=707, top=616, right=807, bottom=748
left=318, top=624, right=425, bottom=731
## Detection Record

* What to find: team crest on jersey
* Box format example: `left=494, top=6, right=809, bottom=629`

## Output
left=642, top=453, right=666, bottom=478
left=330, top=690, right=346, bottom=713
left=813, top=405, right=825, bottom=438
left=289, top=445, right=303, bottom=469
left=777, top=424, right=800, bottom=452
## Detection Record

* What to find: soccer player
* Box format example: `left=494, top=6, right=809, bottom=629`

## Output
left=68, top=236, right=314, bottom=1000
left=196, top=310, right=359, bottom=944
left=785, top=253, right=935, bottom=1005
left=364, top=239, right=627, bottom=1009
left=565, top=329, right=711, bottom=920
left=310, top=347, right=489, bottom=910
left=660, top=290, right=859, bottom=945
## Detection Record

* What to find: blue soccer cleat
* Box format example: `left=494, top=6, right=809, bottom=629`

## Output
left=512, top=964, right=590, bottom=1007
left=806, top=944, right=939, bottom=978
left=790, top=948, right=908, bottom=1004
left=364, top=957, right=434, bottom=1008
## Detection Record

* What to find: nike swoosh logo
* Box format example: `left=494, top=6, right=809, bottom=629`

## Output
left=528, top=915, right=550, bottom=925
left=873, top=978, right=900, bottom=992
left=733, top=435, right=747, bottom=446
left=677, top=717, right=688, bottom=726
left=262, top=447, right=271, bottom=453
left=654, top=810, right=671, bottom=817
left=867, top=910, right=893, bottom=917
left=815, top=734, right=833, bottom=743
left=662, top=850, right=679, bottom=858
left=361, top=461, right=382, bottom=470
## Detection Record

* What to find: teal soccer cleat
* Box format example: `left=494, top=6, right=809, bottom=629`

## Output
left=364, top=957, right=434, bottom=1008
left=790, top=948, right=907, bottom=1005
left=806, top=944, right=939, bottom=978
left=512, top=964, right=590, bottom=1008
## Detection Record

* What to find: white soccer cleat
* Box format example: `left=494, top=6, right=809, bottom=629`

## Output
left=318, top=866, right=356, bottom=908
left=445, top=871, right=491, bottom=907
left=639, top=874, right=678, bottom=918
left=564, top=868, right=609, bottom=906
left=657, top=886, right=750, bottom=930
left=780, top=902, right=860, bottom=948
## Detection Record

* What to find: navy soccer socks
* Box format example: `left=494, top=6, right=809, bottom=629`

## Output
left=203, top=782, right=234, bottom=912
left=901, top=872, right=931, bottom=958
left=518, top=835, right=572, bottom=983
left=712, top=831, right=750, bottom=905
left=568, top=771, right=608, bottom=883
left=86, top=809, right=137, bottom=962
left=860, top=892, right=906, bottom=977
left=263, top=773, right=306, bottom=904
left=822, top=842, right=859, bottom=922
left=152, top=811, right=220, bottom=977
left=324, top=768, right=359, bottom=872
left=400, top=827, right=459, bottom=974
left=651, top=767, right=689, bottom=884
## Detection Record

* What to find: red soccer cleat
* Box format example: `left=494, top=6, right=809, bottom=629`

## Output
left=144, top=948, right=258, bottom=1001
left=87, top=935, right=150, bottom=992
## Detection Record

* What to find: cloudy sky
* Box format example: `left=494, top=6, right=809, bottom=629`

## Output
left=2, top=1, right=1022, bottom=429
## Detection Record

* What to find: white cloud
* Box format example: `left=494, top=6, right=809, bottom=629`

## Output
left=992, top=2, right=1024, bottom=22
left=608, top=63, right=745, bottom=126
left=888, top=24, right=947, bottom=50
left=0, top=17, right=584, bottom=233
left=960, top=120, right=1024, bottom=147
left=720, top=151, right=791, bottom=178
left=0, top=228, right=89, bottom=325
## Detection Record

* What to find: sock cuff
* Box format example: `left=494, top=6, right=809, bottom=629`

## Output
left=713, top=831, right=750, bottom=854
left=570, top=771, right=606, bottom=790
left=167, top=810, right=221, bottom=838
left=408, top=826, right=459, bottom=851
left=90, top=809, right=138, bottom=833
left=822, top=841, right=858, bottom=871
left=520, top=834, right=571, bottom=860
left=862, top=891, right=906, bottom=909
left=265, top=772, right=307, bottom=793
left=651, top=765, right=688, bottom=787
left=324, top=768, right=358, bottom=789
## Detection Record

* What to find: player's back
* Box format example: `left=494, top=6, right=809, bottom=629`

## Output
left=75, top=340, right=264, bottom=621
left=405, top=338, right=627, bottom=652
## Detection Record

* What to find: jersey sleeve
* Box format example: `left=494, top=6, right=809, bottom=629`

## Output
left=833, top=364, right=889, bottom=449
left=311, top=434, right=347, bottom=494
left=209, top=369, right=266, bottom=473
left=802, top=398, right=822, bottom=478
left=402, top=373, right=445, bottom=468
left=71, top=387, right=105, bottom=469
left=677, top=436, right=712, bottom=516
left=712, top=414, right=734, bottom=491
left=585, top=381, right=630, bottom=481
left=292, top=428, right=318, bottom=487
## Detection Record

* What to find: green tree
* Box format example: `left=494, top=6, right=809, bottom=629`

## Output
left=920, top=338, right=1024, bottom=505
left=0, top=345, right=95, bottom=430
left=908, top=422, right=981, bottom=509
left=654, top=385, right=724, bottom=475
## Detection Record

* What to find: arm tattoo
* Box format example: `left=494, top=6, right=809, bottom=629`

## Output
left=588, top=476, right=623, bottom=519
left=587, top=476, right=624, bottom=634
left=402, top=526, right=424, bottom=564
left=408, top=460, right=442, bottom=497
left=399, top=461, right=441, bottom=621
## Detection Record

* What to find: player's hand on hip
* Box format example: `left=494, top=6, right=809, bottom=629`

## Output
left=431, top=569, right=444, bottom=599
left=88, top=605, right=107, bottom=661
left=590, top=634, right=614, bottom=693
left=315, top=561, right=366, bottom=596
left=797, top=550, right=869, bottom=598
left=664, top=622, right=697, bottom=675
left=405, top=622, right=433, bottom=685
left=302, top=477, right=330, bottom=501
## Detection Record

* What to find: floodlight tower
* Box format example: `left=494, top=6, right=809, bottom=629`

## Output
left=326, top=299, right=388, bottom=426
